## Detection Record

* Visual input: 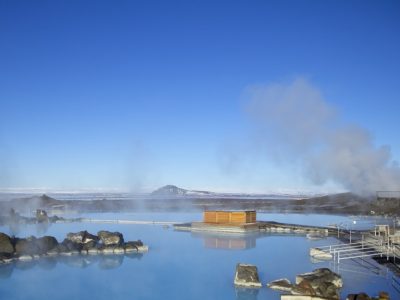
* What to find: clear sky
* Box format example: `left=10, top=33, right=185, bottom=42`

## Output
left=1, top=0, right=400, bottom=193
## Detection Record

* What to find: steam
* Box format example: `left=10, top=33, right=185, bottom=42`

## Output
left=246, top=77, right=400, bottom=195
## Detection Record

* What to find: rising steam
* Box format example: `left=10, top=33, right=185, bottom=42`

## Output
left=246, top=77, right=400, bottom=195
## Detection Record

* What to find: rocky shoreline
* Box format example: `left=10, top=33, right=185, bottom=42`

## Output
left=0, top=230, right=148, bottom=264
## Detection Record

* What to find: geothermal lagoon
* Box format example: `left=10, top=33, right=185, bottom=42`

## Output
left=0, top=211, right=398, bottom=300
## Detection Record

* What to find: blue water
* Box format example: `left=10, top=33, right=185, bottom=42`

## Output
left=0, top=213, right=398, bottom=300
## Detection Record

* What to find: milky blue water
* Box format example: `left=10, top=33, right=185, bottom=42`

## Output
left=0, top=213, right=398, bottom=300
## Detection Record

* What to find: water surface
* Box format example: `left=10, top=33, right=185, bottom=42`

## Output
left=0, top=213, right=398, bottom=300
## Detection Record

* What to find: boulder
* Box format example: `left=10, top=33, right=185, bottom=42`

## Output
left=378, top=291, right=390, bottom=300
left=295, top=268, right=342, bottom=300
left=124, top=240, right=143, bottom=252
left=36, top=236, right=58, bottom=254
left=15, top=237, right=41, bottom=256
left=97, top=231, right=124, bottom=246
left=267, top=278, right=293, bottom=292
left=291, top=280, right=316, bottom=296
left=66, top=231, right=86, bottom=244
left=296, top=268, right=342, bottom=288
left=61, top=239, right=83, bottom=252
left=66, top=231, right=99, bottom=244
left=234, top=263, right=262, bottom=288
left=0, top=232, right=14, bottom=255
left=36, top=209, right=49, bottom=223
left=82, top=240, right=97, bottom=251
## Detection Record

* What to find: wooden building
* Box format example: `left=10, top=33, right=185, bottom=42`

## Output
left=203, top=210, right=256, bottom=224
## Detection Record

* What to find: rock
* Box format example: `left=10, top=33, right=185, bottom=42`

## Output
left=15, top=237, right=41, bottom=256
left=87, top=248, right=99, bottom=255
left=0, top=232, right=14, bottom=255
left=346, top=293, right=371, bottom=300
left=124, top=240, right=143, bottom=252
left=267, top=278, right=293, bottom=292
left=66, top=231, right=99, bottom=244
left=61, top=239, right=83, bottom=252
left=82, top=240, right=97, bottom=251
left=46, top=248, right=60, bottom=256
left=113, top=247, right=125, bottom=254
left=309, top=248, right=332, bottom=260
left=0, top=252, right=13, bottom=261
left=295, top=268, right=342, bottom=300
left=98, top=231, right=124, bottom=246
left=66, top=231, right=86, bottom=244
left=234, top=263, right=262, bottom=288
left=296, top=268, right=342, bottom=288
left=55, top=243, right=69, bottom=254
left=100, top=246, right=115, bottom=255
left=36, top=236, right=58, bottom=254
left=36, top=209, right=49, bottom=223
left=378, top=291, right=390, bottom=300
left=291, top=280, right=316, bottom=296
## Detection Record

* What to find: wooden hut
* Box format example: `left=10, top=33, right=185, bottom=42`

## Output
left=203, top=210, right=256, bottom=224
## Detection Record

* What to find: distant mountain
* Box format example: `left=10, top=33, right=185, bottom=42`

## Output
left=151, top=185, right=189, bottom=196
left=150, top=185, right=213, bottom=196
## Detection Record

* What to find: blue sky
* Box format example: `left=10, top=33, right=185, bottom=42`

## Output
left=1, top=1, right=400, bottom=193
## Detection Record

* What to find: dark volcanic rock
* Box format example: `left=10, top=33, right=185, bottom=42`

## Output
left=15, top=237, right=41, bottom=256
left=61, top=239, right=83, bottom=252
left=295, top=268, right=342, bottom=299
left=234, top=263, right=262, bottom=288
left=267, top=278, right=293, bottom=292
left=124, top=240, right=143, bottom=252
left=82, top=240, right=97, bottom=251
left=0, top=232, right=14, bottom=254
left=36, top=236, right=58, bottom=253
left=66, top=231, right=99, bottom=244
left=36, top=209, right=49, bottom=223
left=98, top=231, right=124, bottom=246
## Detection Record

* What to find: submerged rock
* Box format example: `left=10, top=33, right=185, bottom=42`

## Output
left=234, top=263, right=262, bottom=288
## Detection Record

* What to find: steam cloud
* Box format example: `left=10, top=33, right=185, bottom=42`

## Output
left=246, top=77, right=400, bottom=195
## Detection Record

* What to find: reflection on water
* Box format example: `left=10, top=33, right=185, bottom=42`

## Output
left=0, top=253, right=143, bottom=279
left=0, top=213, right=398, bottom=300
left=191, top=232, right=261, bottom=250
left=235, top=287, right=259, bottom=300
